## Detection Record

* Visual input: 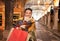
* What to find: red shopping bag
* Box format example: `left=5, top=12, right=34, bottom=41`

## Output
left=8, top=28, right=28, bottom=41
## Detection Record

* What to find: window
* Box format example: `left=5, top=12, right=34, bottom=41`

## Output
left=13, top=14, right=19, bottom=19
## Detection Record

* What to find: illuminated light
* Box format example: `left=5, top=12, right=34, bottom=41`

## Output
left=47, top=5, right=51, bottom=12
left=45, top=10, right=47, bottom=14
left=54, top=0, right=59, bottom=6
left=38, top=0, right=40, bottom=4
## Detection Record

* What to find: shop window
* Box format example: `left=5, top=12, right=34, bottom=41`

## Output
left=13, top=14, right=19, bottom=19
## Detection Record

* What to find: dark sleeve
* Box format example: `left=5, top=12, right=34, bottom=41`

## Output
left=17, top=20, right=23, bottom=25
left=15, top=20, right=23, bottom=27
left=26, top=21, right=32, bottom=28
left=27, top=21, right=32, bottom=25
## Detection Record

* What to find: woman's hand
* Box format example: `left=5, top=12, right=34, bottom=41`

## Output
left=20, top=25, right=26, bottom=29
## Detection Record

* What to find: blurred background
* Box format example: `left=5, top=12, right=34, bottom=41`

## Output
left=0, top=0, right=60, bottom=41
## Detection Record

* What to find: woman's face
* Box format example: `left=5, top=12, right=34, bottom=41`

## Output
left=24, top=10, right=32, bottom=18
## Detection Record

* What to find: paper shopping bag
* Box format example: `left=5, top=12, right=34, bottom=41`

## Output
left=7, top=28, right=28, bottom=41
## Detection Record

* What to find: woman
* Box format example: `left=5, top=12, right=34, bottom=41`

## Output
left=18, top=8, right=36, bottom=41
